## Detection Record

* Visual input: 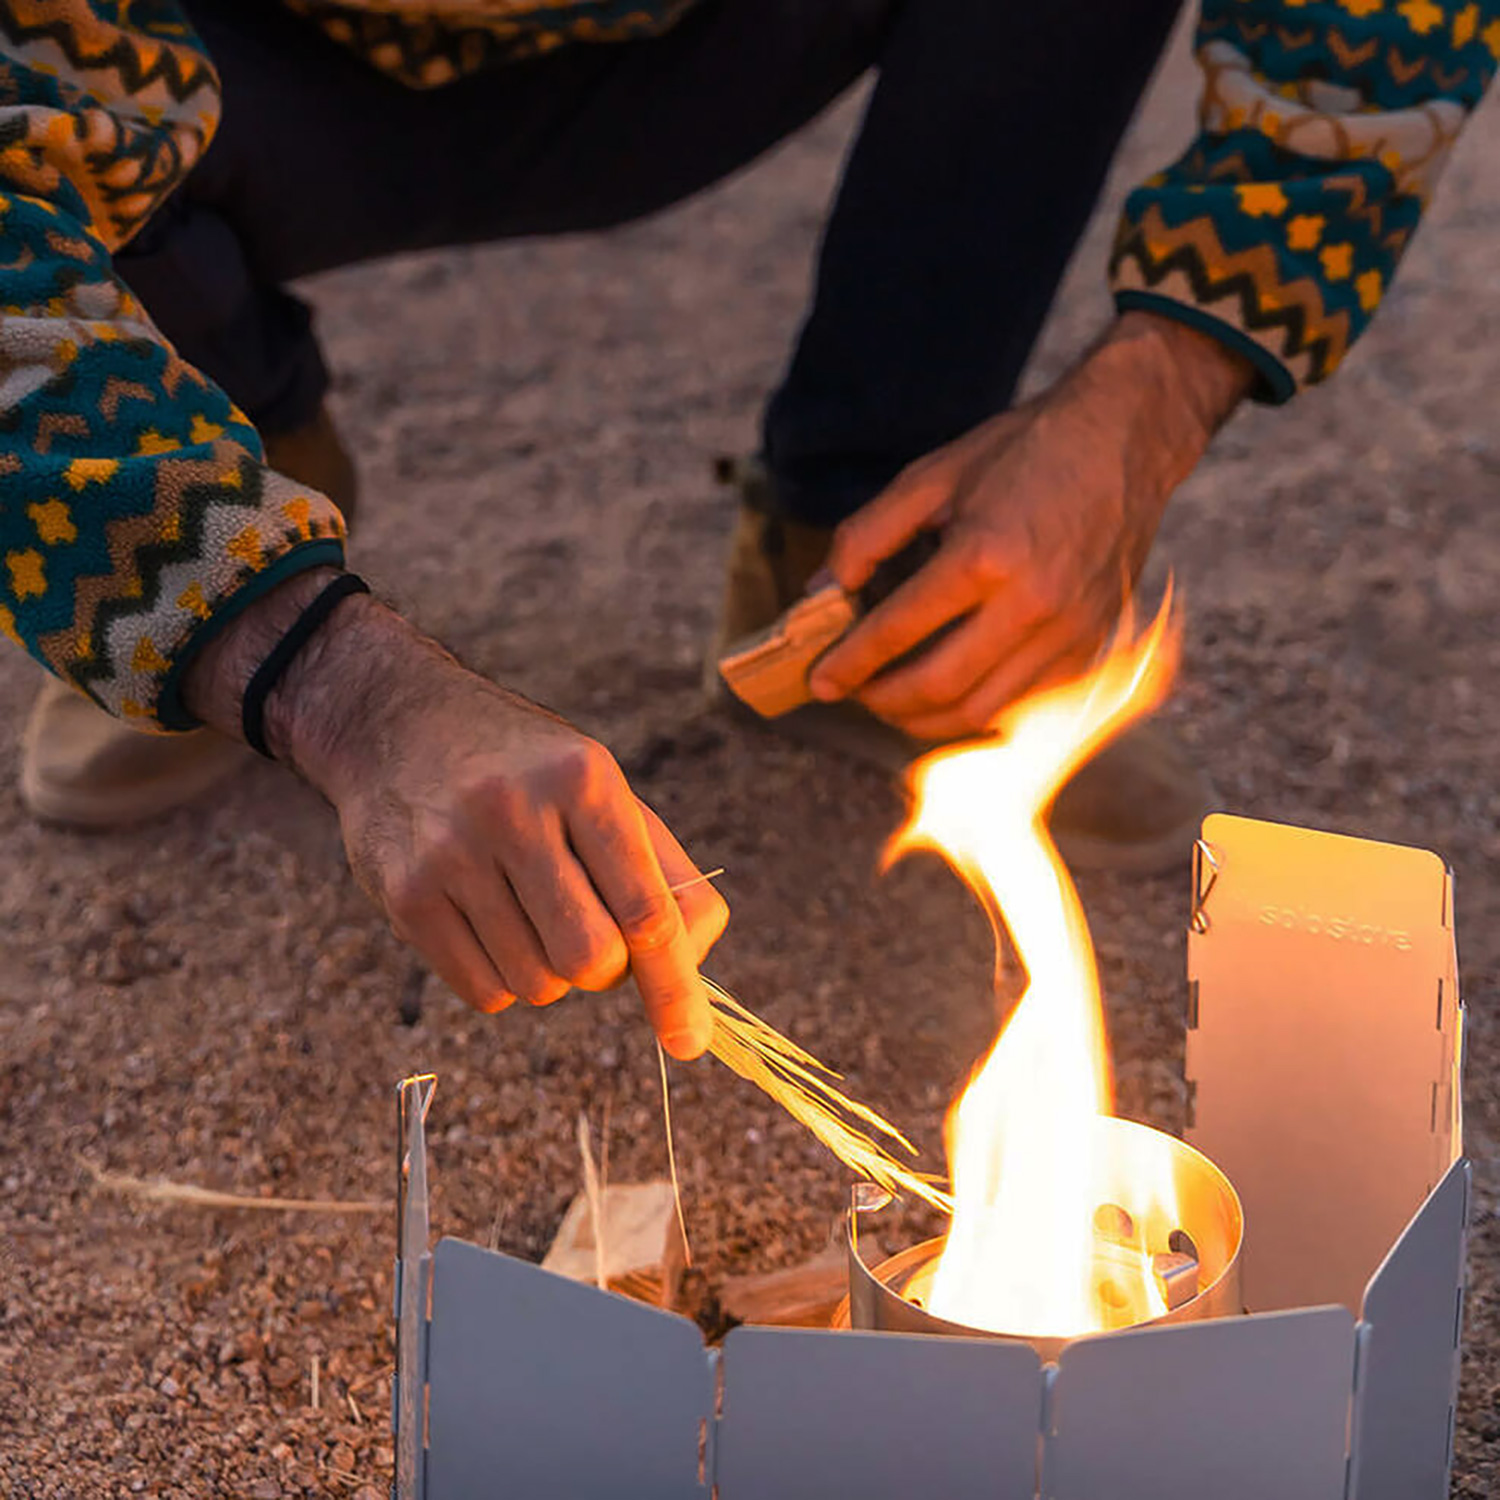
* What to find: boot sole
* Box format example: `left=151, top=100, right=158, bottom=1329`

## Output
left=714, top=691, right=1209, bottom=877
left=1050, top=816, right=1211, bottom=878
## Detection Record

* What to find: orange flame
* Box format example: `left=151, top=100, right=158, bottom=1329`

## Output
left=887, top=592, right=1182, bottom=1338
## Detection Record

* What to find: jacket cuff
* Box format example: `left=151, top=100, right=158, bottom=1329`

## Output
left=1112, top=289, right=1297, bottom=406
left=154, top=533, right=347, bottom=732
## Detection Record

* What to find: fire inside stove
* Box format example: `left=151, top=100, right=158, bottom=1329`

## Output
left=844, top=1117, right=1244, bottom=1359
left=858, top=590, right=1245, bottom=1349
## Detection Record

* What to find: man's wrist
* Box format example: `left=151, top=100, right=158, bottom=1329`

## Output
left=1100, top=311, right=1252, bottom=443
left=1062, top=310, right=1253, bottom=510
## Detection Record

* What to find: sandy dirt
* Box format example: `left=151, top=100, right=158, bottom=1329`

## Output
left=3, top=25, right=1499, bottom=1498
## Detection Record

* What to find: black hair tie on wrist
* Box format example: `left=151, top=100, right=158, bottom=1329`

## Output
left=241, top=572, right=371, bottom=759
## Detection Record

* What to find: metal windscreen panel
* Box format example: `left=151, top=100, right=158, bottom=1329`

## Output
left=1047, top=1306, right=1357, bottom=1500
left=424, top=1238, right=713, bottom=1500
left=1186, top=814, right=1454, bottom=1313
left=1352, top=1159, right=1470, bottom=1500
left=714, top=1325, right=1043, bottom=1500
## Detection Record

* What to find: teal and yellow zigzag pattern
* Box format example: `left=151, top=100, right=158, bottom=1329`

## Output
left=1, top=4, right=344, bottom=729
left=1114, top=0, right=1497, bottom=397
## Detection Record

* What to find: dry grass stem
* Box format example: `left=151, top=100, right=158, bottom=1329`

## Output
left=576, top=1112, right=607, bottom=1290
left=79, top=1158, right=383, bottom=1215
left=657, top=1039, right=693, bottom=1268
left=703, top=979, right=952, bottom=1213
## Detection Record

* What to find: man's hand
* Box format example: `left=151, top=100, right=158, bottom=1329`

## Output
left=807, top=312, right=1254, bottom=740
left=184, top=580, right=726, bottom=1059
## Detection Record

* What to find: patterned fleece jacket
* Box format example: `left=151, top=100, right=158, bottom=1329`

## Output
left=0, top=0, right=1495, bottom=731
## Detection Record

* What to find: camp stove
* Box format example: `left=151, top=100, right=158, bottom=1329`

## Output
left=391, top=814, right=1467, bottom=1500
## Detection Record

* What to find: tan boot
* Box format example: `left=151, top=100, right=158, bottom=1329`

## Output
left=708, top=458, right=1213, bottom=875
left=18, top=404, right=358, bottom=829
left=704, top=458, right=841, bottom=696
left=19, top=679, right=257, bottom=829
left=1047, top=721, right=1214, bottom=876
left=703, top=459, right=920, bottom=766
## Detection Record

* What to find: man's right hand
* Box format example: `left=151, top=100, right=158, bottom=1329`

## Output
left=184, top=572, right=726, bottom=1059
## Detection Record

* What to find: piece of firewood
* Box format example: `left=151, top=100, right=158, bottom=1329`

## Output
left=719, top=1248, right=848, bottom=1328
left=543, top=1181, right=685, bottom=1310
left=716, top=585, right=857, bottom=718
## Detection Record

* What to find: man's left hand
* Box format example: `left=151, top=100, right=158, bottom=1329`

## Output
left=807, top=311, right=1253, bottom=741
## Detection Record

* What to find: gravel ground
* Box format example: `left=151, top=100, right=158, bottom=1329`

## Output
left=4, top=27, right=1499, bottom=1499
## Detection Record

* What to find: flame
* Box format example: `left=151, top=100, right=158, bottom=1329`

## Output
left=888, top=592, right=1182, bottom=1338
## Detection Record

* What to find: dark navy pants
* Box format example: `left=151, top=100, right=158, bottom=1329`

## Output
left=118, top=0, right=1182, bottom=525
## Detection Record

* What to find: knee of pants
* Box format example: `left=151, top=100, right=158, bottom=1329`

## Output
left=116, top=196, right=329, bottom=432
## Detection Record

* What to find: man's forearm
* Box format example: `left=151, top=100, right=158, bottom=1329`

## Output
left=181, top=568, right=443, bottom=797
